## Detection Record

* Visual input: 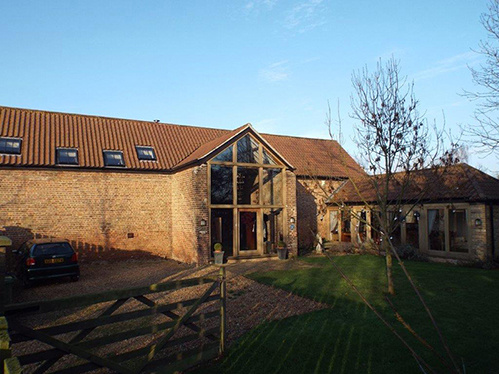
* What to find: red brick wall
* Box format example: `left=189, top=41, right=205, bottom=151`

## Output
left=170, top=165, right=209, bottom=264
left=0, top=168, right=172, bottom=261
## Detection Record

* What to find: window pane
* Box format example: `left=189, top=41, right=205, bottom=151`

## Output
left=341, top=209, right=351, bottom=242
left=262, top=168, right=282, bottom=205
left=213, top=147, right=233, bottom=162
left=389, top=211, right=402, bottom=247
left=237, top=135, right=260, bottom=163
left=371, top=210, right=382, bottom=244
left=263, top=149, right=276, bottom=165
left=211, top=208, right=233, bottom=256
left=103, top=151, right=125, bottom=167
left=237, top=167, right=259, bottom=204
left=136, top=146, right=156, bottom=160
left=356, top=210, right=367, bottom=243
left=428, top=209, right=445, bottom=251
left=0, top=138, right=22, bottom=154
left=263, top=208, right=284, bottom=254
left=450, top=209, right=468, bottom=253
left=211, top=165, right=233, bottom=204
left=57, top=148, right=78, bottom=165
left=406, top=210, right=420, bottom=248
left=329, top=210, right=339, bottom=241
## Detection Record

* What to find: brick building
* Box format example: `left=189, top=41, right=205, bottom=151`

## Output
left=1, top=106, right=498, bottom=264
left=0, top=106, right=363, bottom=264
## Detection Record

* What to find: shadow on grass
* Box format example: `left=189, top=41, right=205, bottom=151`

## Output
left=194, top=255, right=499, bottom=374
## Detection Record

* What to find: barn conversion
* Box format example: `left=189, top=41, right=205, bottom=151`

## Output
left=0, top=106, right=364, bottom=264
left=1, top=105, right=498, bottom=264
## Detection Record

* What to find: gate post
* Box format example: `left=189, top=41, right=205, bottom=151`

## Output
left=218, top=266, right=226, bottom=355
left=0, top=236, right=12, bottom=317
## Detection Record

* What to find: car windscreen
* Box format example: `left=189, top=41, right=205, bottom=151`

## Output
left=32, top=243, right=74, bottom=256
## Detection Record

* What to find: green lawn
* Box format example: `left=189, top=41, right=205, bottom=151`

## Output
left=196, top=255, right=499, bottom=374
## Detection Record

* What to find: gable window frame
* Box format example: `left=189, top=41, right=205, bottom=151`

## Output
left=56, top=147, right=79, bottom=166
left=103, top=150, right=126, bottom=168
left=135, top=145, right=157, bottom=161
left=0, top=137, right=22, bottom=155
left=207, top=132, right=288, bottom=259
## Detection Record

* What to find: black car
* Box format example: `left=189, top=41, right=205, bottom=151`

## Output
left=13, top=239, right=80, bottom=285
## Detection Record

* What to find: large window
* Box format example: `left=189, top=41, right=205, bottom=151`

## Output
left=406, top=211, right=420, bottom=248
left=263, top=209, right=284, bottom=254
left=329, top=210, right=339, bottom=241
left=428, top=209, right=445, bottom=251
left=341, top=209, right=351, bottom=242
left=237, top=167, right=259, bottom=205
left=262, top=168, right=282, bottom=205
left=449, top=209, right=468, bottom=253
left=209, top=133, right=286, bottom=256
left=237, top=135, right=260, bottom=163
left=211, top=165, right=233, bottom=204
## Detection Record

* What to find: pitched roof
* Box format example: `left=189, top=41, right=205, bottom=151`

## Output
left=0, top=106, right=365, bottom=178
left=332, top=163, right=499, bottom=204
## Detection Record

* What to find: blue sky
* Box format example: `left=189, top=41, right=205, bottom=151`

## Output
left=0, top=0, right=495, bottom=174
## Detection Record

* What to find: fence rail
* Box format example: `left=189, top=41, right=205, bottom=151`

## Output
left=1, top=266, right=227, bottom=374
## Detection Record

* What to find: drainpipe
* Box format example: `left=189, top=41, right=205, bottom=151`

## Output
left=490, top=204, right=496, bottom=258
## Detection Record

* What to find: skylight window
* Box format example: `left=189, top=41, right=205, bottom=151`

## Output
left=0, top=137, right=22, bottom=155
left=103, top=150, right=125, bottom=167
left=56, top=148, right=79, bottom=165
left=136, top=146, right=157, bottom=161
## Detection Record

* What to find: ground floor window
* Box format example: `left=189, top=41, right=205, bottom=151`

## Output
left=405, top=211, right=420, bottom=248
left=357, top=210, right=367, bottom=243
left=428, top=208, right=446, bottom=251
left=341, top=209, right=351, bottom=242
left=211, top=209, right=233, bottom=256
left=329, top=210, right=339, bottom=241
left=449, top=209, right=468, bottom=253
left=263, top=208, right=284, bottom=254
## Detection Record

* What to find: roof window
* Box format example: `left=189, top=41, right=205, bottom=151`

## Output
left=103, top=150, right=125, bottom=167
left=0, top=137, right=22, bottom=155
left=56, top=148, right=79, bottom=165
left=136, top=146, right=157, bottom=161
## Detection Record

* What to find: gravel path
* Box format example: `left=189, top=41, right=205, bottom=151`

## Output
left=10, top=259, right=327, bottom=373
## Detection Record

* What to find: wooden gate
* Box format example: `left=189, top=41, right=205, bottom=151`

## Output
left=2, top=267, right=227, bottom=374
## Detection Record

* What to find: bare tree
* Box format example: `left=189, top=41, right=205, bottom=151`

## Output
left=350, top=57, right=459, bottom=295
left=465, top=0, right=499, bottom=156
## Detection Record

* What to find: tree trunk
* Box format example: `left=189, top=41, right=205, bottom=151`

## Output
left=384, top=240, right=395, bottom=295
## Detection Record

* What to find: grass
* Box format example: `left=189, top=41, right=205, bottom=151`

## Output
left=194, top=255, right=499, bottom=374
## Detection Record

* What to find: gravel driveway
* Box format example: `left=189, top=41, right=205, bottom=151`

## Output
left=9, top=258, right=327, bottom=373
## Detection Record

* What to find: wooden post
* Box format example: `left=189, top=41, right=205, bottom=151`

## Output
left=218, top=266, right=226, bottom=355
left=0, top=236, right=12, bottom=317
left=0, top=317, right=11, bottom=374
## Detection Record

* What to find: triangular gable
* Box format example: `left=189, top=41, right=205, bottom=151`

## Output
left=172, top=123, right=295, bottom=170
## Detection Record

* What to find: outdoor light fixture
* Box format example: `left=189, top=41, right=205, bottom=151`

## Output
left=413, top=211, right=421, bottom=219
left=290, top=217, right=295, bottom=224
left=200, top=219, right=207, bottom=226
left=475, top=218, right=482, bottom=227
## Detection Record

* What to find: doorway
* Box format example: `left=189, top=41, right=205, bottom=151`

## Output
left=238, top=209, right=260, bottom=256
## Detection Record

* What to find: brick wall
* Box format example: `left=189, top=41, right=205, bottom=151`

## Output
left=0, top=168, right=172, bottom=261
left=170, top=165, right=209, bottom=265
left=296, top=177, right=344, bottom=249
left=493, top=205, right=499, bottom=259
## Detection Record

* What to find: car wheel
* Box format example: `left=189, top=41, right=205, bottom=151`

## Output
left=70, top=275, right=80, bottom=282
